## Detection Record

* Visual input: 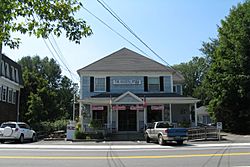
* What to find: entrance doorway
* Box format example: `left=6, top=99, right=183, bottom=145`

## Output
left=118, top=109, right=137, bottom=131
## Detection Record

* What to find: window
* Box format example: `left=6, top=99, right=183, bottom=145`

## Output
left=148, top=77, right=160, bottom=92
left=13, top=91, right=16, bottom=104
left=5, top=63, right=10, bottom=78
left=1, top=61, right=5, bottom=76
left=2, top=86, right=7, bottom=102
left=0, top=86, right=1, bottom=101
left=94, top=78, right=106, bottom=92
left=15, top=68, right=19, bottom=82
left=173, top=85, right=177, bottom=93
left=11, top=66, right=15, bottom=80
left=8, top=89, right=13, bottom=103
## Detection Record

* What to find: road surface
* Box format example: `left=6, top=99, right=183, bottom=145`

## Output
left=0, top=142, right=250, bottom=167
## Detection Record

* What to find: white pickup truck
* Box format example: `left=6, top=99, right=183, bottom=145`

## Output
left=145, top=121, right=188, bottom=145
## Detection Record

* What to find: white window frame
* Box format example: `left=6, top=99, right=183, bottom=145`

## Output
left=94, top=77, right=106, bottom=92
left=8, top=88, right=13, bottom=103
left=2, top=86, right=7, bottom=102
left=148, top=77, right=160, bottom=92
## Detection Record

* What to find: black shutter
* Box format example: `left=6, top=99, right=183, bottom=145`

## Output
left=106, top=77, right=110, bottom=92
left=160, top=76, right=164, bottom=91
left=90, top=77, right=94, bottom=92
left=144, top=76, right=148, bottom=92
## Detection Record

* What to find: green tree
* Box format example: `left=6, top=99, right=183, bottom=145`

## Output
left=173, top=57, right=209, bottom=103
left=18, top=56, right=76, bottom=127
left=203, top=1, right=250, bottom=133
left=0, top=0, right=92, bottom=50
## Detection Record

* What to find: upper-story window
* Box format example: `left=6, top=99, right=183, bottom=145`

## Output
left=148, top=77, right=160, bottom=92
left=1, top=60, right=5, bottom=76
left=94, top=77, right=106, bottom=92
left=15, top=68, right=19, bottom=82
left=173, top=85, right=177, bottom=93
left=11, top=66, right=15, bottom=81
left=5, top=63, right=10, bottom=78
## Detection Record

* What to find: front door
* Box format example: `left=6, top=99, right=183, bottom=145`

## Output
left=118, top=109, right=137, bottom=131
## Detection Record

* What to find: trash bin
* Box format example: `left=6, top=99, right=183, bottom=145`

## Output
left=66, top=121, right=76, bottom=140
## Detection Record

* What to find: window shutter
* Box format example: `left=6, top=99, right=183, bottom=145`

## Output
left=144, top=76, right=148, bottom=92
left=90, top=77, right=94, bottom=92
left=106, top=77, right=110, bottom=92
left=160, top=76, right=164, bottom=91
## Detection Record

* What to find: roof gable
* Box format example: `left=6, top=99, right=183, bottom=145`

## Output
left=77, top=48, right=174, bottom=73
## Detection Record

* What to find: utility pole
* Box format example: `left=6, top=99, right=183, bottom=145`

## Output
left=73, top=94, right=76, bottom=121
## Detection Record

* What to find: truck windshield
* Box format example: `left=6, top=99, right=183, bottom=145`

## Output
left=156, top=122, right=174, bottom=128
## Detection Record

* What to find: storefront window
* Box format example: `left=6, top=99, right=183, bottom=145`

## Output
left=92, top=106, right=107, bottom=127
left=94, top=78, right=106, bottom=92
left=148, top=77, right=160, bottom=92
left=147, top=106, right=162, bottom=123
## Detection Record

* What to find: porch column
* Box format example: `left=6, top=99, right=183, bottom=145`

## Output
left=110, top=105, right=113, bottom=131
left=194, top=103, right=198, bottom=126
left=169, top=104, right=172, bottom=123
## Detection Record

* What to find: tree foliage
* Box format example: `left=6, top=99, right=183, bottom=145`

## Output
left=173, top=56, right=209, bottom=105
left=0, top=0, right=92, bottom=49
left=18, top=56, right=77, bottom=127
left=202, top=1, right=250, bottom=133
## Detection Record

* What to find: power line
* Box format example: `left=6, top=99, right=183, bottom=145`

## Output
left=33, top=14, right=79, bottom=82
left=81, top=6, right=153, bottom=59
left=96, top=0, right=175, bottom=70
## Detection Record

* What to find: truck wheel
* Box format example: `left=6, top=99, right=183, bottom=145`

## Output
left=145, top=134, right=150, bottom=143
left=177, top=140, right=183, bottom=145
left=158, top=135, right=165, bottom=145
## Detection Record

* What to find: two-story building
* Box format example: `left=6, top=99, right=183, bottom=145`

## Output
left=0, top=54, right=23, bottom=124
left=77, top=48, right=199, bottom=133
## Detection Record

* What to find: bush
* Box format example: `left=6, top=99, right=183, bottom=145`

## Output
left=32, top=119, right=68, bottom=134
left=74, top=130, right=104, bottom=139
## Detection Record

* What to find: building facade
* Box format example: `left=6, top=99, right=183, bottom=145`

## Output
left=77, top=48, right=199, bottom=133
left=0, top=54, right=23, bottom=124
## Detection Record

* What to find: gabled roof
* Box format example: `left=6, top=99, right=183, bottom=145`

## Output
left=77, top=48, right=174, bottom=73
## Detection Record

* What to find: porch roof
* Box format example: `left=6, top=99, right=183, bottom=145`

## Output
left=91, top=92, right=185, bottom=98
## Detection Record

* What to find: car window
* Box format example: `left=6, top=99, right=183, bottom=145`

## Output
left=0, top=123, right=16, bottom=128
left=18, top=124, right=29, bottom=129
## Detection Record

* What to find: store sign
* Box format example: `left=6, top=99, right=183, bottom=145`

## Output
left=92, top=106, right=104, bottom=110
left=112, top=79, right=142, bottom=85
left=130, top=105, right=144, bottom=110
left=112, top=105, right=126, bottom=110
left=151, top=105, right=164, bottom=110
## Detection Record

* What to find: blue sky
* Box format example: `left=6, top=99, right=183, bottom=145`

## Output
left=3, top=0, right=244, bottom=82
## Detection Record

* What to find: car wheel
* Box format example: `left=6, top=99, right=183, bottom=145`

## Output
left=145, top=134, right=151, bottom=143
left=19, top=134, right=24, bottom=143
left=158, top=135, right=165, bottom=145
left=32, top=134, right=37, bottom=142
left=177, top=140, right=183, bottom=145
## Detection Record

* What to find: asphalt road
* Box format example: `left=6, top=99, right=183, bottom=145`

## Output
left=0, top=142, right=250, bottom=167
